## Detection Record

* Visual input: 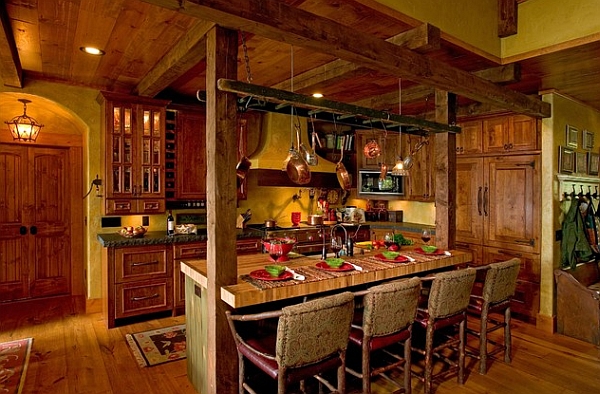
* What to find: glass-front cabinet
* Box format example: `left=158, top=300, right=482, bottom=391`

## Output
left=99, top=92, right=169, bottom=215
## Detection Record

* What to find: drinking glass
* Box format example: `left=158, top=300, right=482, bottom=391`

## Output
left=421, top=229, right=431, bottom=245
left=269, top=241, right=284, bottom=262
left=331, top=236, right=343, bottom=258
left=291, top=212, right=301, bottom=226
left=384, top=232, right=395, bottom=248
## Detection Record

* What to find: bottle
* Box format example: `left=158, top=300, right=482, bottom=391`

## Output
left=167, top=210, right=174, bottom=236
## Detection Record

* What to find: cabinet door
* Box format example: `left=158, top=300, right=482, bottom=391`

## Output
left=509, top=115, right=538, bottom=152
left=173, top=242, right=207, bottom=310
left=485, top=155, right=540, bottom=253
left=356, top=130, right=382, bottom=169
left=456, top=157, right=484, bottom=244
left=176, top=110, right=206, bottom=200
left=456, top=120, right=483, bottom=155
left=138, top=105, right=165, bottom=198
left=405, top=135, right=434, bottom=200
left=483, top=117, right=509, bottom=153
left=106, top=101, right=135, bottom=199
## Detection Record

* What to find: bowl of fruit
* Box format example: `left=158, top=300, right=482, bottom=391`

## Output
left=119, top=226, right=147, bottom=238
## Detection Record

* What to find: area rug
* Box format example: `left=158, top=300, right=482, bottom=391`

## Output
left=0, top=338, right=33, bottom=394
left=126, top=325, right=186, bottom=367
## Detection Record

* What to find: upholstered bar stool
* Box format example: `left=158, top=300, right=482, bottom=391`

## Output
left=226, top=291, right=355, bottom=394
left=411, top=268, right=476, bottom=394
left=466, top=258, right=521, bottom=375
left=346, top=277, right=421, bottom=394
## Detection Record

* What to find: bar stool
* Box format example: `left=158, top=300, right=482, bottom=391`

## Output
left=411, top=268, right=476, bottom=394
left=346, top=277, right=421, bottom=394
left=226, top=292, right=355, bottom=394
left=466, top=258, right=521, bottom=374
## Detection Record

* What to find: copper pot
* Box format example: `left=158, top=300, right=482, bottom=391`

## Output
left=336, top=136, right=351, bottom=190
left=264, top=219, right=277, bottom=228
left=236, top=119, right=252, bottom=180
left=307, top=215, right=323, bottom=226
left=285, top=124, right=311, bottom=185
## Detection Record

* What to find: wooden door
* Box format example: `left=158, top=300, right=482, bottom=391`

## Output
left=483, top=116, right=510, bottom=153
left=405, top=135, right=434, bottom=200
left=0, top=145, right=71, bottom=301
left=455, top=157, right=484, bottom=245
left=485, top=155, right=540, bottom=253
left=509, top=115, right=538, bottom=152
left=176, top=110, right=206, bottom=200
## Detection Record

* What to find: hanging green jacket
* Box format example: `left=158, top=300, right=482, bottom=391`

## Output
left=561, top=199, right=594, bottom=269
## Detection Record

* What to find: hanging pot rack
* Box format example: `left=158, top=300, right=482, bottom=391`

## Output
left=211, top=79, right=461, bottom=136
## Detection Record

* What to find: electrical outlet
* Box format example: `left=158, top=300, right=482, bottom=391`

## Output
left=142, top=216, right=149, bottom=226
left=555, top=229, right=562, bottom=241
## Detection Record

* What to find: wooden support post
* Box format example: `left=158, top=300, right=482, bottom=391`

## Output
left=205, top=25, right=238, bottom=394
left=434, top=89, right=457, bottom=250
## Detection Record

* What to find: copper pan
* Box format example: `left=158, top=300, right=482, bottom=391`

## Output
left=286, top=124, right=311, bottom=185
left=236, top=119, right=251, bottom=179
left=336, top=136, right=351, bottom=190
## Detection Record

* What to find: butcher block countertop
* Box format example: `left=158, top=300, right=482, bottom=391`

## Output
left=181, top=247, right=472, bottom=309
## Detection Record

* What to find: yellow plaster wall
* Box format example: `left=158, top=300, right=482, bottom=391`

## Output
left=375, top=0, right=500, bottom=56
left=503, top=0, right=600, bottom=58
left=540, top=92, right=600, bottom=320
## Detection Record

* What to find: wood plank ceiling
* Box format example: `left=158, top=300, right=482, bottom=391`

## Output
left=1, top=0, right=599, bottom=121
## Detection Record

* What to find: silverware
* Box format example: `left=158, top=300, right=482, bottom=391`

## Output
left=285, top=267, right=305, bottom=280
left=347, top=262, right=363, bottom=271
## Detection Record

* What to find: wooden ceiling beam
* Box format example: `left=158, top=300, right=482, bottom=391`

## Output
left=352, top=63, right=521, bottom=110
left=134, top=20, right=215, bottom=97
left=0, top=1, right=23, bottom=88
left=273, top=23, right=440, bottom=92
left=141, top=0, right=550, bottom=118
left=498, top=0, right=518, bottom=38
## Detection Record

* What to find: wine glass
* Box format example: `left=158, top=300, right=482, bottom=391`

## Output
left=269, top=240, right=284, bottom=262
left=421, top=229, right=431, bottom=245
left=331, top=236, right=343, bottom=258
left=384, top=232, right=395, bottom=249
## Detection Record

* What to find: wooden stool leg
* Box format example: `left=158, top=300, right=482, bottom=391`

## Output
left=505, top=307, right=512, bottom=364
left=404, top=336, right=412, bottom=394
left=238, top=354, right=245, bottom=394
left=479, top=306, right=489, bottom=375
left=458, top=317, right=466, bottom=384
left=424, top=325, right=434, bottom=394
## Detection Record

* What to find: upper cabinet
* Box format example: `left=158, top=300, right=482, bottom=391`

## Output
left=355, top=129, right=396, bottom=170
left=403, top=134, right=435, bottom=201
left=98, top=92, right=170, bottom=215
left=174, top=107, right=207, bottom=201
left=457, top=115, right=539, bottom=155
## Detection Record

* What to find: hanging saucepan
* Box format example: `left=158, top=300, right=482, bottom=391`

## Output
left=236, top=118, right=252, bottom=180
left=336, top=136, right=351, bottom=190
left=363, top=139, right=381, bottom=159
left=303, top=116, right=319, bottom=166
left=286, top=123, right=311, bottom=185
left=403, top=139, right=429, bottom=170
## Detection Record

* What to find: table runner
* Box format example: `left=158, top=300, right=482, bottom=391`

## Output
left=239, top=251, right=450, bottom=290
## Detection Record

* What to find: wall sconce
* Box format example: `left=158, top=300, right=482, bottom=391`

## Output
left=4, top=99, right=44, bottom=142
left=83, top=175, right=103, bottom=199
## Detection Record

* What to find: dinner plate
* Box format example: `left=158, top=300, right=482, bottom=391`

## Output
left=373, top=253, right=410, bottom=263
left=316, top=261, right=354, bottom=272
left=414, top=247, right=446, bottom=255
left=249, top=269, right=293, bottom=281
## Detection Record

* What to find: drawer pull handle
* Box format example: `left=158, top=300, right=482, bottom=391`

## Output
left=131, top=261, right=159, bottom=267
left=131, top=293, right=159, bottom=302
left=497, top=249, right=523, bottom=257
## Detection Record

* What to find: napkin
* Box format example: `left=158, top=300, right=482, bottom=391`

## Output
left=285, top=267, right=305, bottom=280
left=348, top=262, right=363, bottom=271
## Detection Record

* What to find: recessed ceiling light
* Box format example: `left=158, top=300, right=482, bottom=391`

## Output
left=80, top=46, right=105, bottom=56
left=312, top=93, right=324, bottom=98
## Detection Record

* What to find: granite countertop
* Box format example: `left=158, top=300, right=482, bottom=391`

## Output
left=363, top=221, right=436, bottom=234
left=97, top=228, right=263, bottom=247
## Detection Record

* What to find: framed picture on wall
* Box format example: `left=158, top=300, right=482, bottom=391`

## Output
left=566, top=124, right=579, bottom=148
left=583, top=130, right=594, bottom=150
left=588, top=152, right=599, bottom=176
left=559, top=146, right=575, bottom=173
left=576, top=152, right=587, bottom=174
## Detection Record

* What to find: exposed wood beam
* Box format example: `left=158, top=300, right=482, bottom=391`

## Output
left=141, top=0, right=550, bottom=118
left=0, top=1, right=22, bottom=88
left=353, top=63, right=521, bottom=110
left=273, top=23, right=440, bottom=92
left=134, top=20, right=215, bottom=97
left=498, top=0, right=518, bottom=38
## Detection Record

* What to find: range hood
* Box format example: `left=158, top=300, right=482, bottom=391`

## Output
left=248, top=112, right=337, bottom=173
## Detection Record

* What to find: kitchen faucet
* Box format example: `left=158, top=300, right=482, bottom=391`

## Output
left=330, top=224, right=353, bottom=257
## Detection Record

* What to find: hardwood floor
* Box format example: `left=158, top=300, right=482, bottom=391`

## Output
left=1, top=297, right=599, bottom=394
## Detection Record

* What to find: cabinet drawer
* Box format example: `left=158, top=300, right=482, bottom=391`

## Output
left=115, top=246, right=170, bottom=283
left=483, top=247, right=540, bottom=283
left=512, top=280, right=539, bottom=323
left=236, top=238, right=261, bottom=255
left=174, top=242, right=207, bottom=259
left=115, top=279, right=173, bottom=318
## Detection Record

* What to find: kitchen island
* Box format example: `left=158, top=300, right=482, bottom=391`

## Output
left=180, top=248, right=472, bottom=393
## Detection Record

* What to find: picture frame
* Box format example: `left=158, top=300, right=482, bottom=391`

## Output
left=576, top=152, right=587, bottom=174
left=583, top=129, right=594, bottom=150
left=588, top=152, right=599, bottom=176
left=559, top=146, right=575, bottom=173
left=566, top=124, right=579, bottom=148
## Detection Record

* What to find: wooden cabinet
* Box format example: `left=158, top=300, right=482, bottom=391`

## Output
left=403, top=134, right=434, bottom=201
left=173, top=242, right=207, bottom=312
left=456, top=120, right=484, bottom=155
left=103, top=244, right=173, bottom=328
left=175, top=108, right=206, bottom=200
left=456, top=153, right=540, bottom=321
left=99, top=92, right=169, bottom=215
left=0, top=145, right=72, bottom=302
left=483, top=115, right=538, bottom=153
left=356, top=129, right=395, bottom=170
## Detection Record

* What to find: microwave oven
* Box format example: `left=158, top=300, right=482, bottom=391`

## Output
left=357, top=170, right=405, bottom=197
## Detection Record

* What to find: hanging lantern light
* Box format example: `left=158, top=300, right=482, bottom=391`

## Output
left=4, top=99, right=44, bottom=142
left=391, top=78, right=409, bottom=176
